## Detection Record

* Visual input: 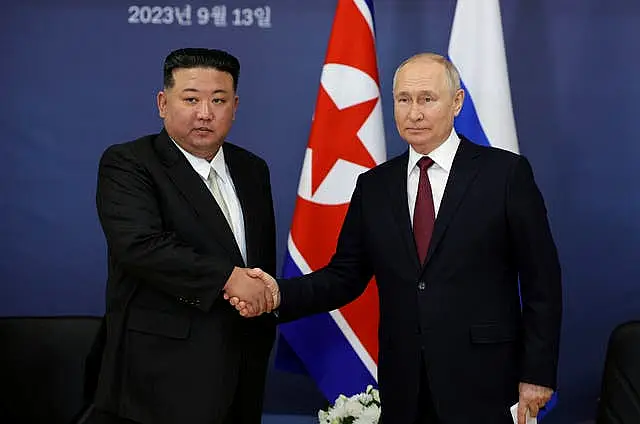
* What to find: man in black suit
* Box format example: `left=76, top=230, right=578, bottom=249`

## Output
left=91, top=48, right=277, bottom=424
left=232, top=53, right=562, bottom=424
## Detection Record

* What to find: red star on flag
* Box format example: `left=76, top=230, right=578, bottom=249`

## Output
left=307, top=85, right=378, bottom=194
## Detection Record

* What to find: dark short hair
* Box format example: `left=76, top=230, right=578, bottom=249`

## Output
left=163, top=48, right=240, bottom=91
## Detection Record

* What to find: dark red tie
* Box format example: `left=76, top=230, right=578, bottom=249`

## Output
left=413, top=156, right=435, bottom=264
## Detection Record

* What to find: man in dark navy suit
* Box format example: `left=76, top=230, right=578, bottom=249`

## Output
left=232, top=53, right=562, bottom=424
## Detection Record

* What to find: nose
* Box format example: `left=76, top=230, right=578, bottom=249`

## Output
left=408, top=104, right=424, bottom=122
left=196, top=101, right=213, bottom=120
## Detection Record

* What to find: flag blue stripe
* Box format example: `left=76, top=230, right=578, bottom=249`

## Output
left=364, top=0, right=375, bottom=22
left=281, top=249, right=304, bottom=280
left=452, top=79, right=491, bottom=147
left=279, top=251, right=376, bottom=401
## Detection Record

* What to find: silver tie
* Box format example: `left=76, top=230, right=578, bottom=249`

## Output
left=207, top=168, right=232, bottom=228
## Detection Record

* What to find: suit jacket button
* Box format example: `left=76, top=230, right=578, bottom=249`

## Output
left=417, top=281, right=426, bottom=291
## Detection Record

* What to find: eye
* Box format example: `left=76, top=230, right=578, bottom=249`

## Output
left=418, top=95, right=435, bottom=105
left=213, top=98, right=226, bottom=104
left=184, top=97, right=198, bottom=104
left=396, top=97, right=409, bottom=104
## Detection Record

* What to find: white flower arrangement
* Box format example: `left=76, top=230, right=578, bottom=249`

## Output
left=318, top=385, right=381, bottom=424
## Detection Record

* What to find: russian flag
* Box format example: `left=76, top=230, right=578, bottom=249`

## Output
left=449, top=0, right=556, bottom=419
left=277, top=0, right=386, bottom=402
left=448, top=0, right=519, bottom=154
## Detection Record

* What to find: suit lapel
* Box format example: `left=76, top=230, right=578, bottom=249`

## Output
left=425, top=138, right=482, bottom=265
left=153, top=131, right=243, bottom=263
left=386, top=152, right=422, bottom=272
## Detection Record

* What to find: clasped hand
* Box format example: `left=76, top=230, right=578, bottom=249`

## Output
left=223, top=267, right=279, bottom=317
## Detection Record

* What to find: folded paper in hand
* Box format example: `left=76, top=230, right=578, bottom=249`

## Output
left=510, top=403, right=537, bottom=424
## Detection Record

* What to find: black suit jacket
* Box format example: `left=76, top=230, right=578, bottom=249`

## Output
left=94, top=130, right=276, bottom=424
left=278, top=137, right=562, bottom=423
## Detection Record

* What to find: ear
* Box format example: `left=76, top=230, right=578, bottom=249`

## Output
left=157, top=91, right=167, bottom=119
left=453, top=88, right=465, bottom=117
left=232, top=95, right=239, bottom=121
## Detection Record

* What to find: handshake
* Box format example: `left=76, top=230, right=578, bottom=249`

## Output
left=222, top=267, right=280, bottom=318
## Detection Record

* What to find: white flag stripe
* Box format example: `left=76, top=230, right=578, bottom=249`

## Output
left=329, top=309, right=378, bottom=381
left=287, top=234, right=313, bottom=275
left=287, top=235, right=378, bottom=381
left=352, top=0, right=375, bottom=36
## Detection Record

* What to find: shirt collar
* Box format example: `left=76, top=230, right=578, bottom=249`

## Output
left=171, top=138, right=227, bottom=182
left=209, top=146, right=228, bottom=184
left=407, top=127, right=460, bottom=176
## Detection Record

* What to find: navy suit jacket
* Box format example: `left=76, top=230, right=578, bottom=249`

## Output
left=278, top=137, right=562, bottom=423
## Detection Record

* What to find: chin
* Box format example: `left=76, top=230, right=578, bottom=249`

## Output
left=406, top=137, right=428, bottom=147
left=407, top=139, right=436, bottom=153
left=191, top=137, right=219, bottom=147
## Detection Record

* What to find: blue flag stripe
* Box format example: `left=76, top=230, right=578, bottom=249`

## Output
left=452, top=78, right=491, bottom=147
left=364, top=0, right=375, bottom=22
left=279, top=251, right=376, bottom=401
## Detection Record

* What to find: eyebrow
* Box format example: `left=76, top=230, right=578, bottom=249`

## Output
left=396, top=90, right=436, bottom=96
left=181, top=88, right=229, bottom=95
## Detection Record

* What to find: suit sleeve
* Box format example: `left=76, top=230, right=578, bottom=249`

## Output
left=277, top=176, right=374, bottom=322
left=96, top=144, right=233, bottom=311
left=506, top=156, right=562, bottom=389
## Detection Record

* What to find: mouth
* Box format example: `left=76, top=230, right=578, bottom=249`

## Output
left=193, top=127, right=213, bottom=133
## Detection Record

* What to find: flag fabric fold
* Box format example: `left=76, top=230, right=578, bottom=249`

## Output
left=277, top=0, right=386, bottom=402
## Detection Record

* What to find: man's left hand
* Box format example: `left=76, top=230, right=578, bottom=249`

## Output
left=517, top=382, right=553, bottom=424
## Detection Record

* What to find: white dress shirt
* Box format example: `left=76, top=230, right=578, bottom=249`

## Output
left=172, top=140, right=247, bottom=264
left=407, top=128, right=461, bottom=226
